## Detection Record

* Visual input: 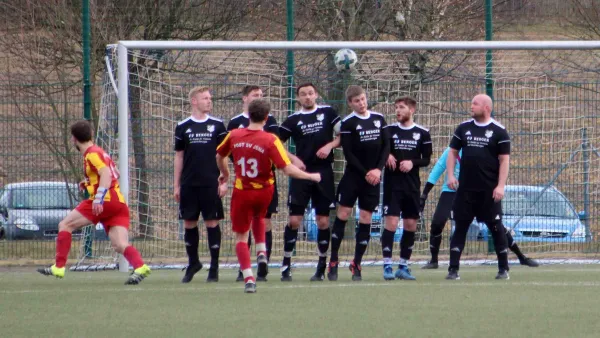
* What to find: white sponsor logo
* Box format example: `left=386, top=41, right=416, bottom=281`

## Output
left=373, top=120, right=381, bottom=128
left=356, top=125, right=362, bottom=130
left=485, top=130, right=493, bottom=138
left=207, top=125, right=215, bottom=133
left=413, top=133, right=420, bottom=141
left=317, top=113, right=324, bottom=121
left=185, top=128, right=192, bottom=133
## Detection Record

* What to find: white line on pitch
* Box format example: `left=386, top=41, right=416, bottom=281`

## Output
left=2, top=281, right=600, bottom=295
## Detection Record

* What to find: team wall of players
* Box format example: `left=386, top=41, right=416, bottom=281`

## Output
left=174, top=84, right=535, bottom=285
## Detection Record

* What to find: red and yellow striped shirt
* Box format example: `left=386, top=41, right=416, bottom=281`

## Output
left=83, top=145, right=125, bottom=203
left=216, top=128, right=291, bottom=190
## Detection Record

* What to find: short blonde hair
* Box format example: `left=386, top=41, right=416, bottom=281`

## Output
left=188, top=86, right=210, bottom=102
left=345, top=85, right=365, bottom=102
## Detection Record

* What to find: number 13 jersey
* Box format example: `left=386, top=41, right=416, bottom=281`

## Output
left=217, top=128, right=291, bottom=190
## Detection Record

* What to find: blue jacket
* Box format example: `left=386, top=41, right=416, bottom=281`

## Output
left=426, top=147, right=462, bottom=193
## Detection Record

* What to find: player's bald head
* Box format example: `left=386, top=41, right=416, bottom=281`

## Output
left=470, top=94, right=493, bottom=120
left=473, top=94, right=493, bottom=111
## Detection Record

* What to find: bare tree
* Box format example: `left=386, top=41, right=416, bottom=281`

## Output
left=0, top=0, right=255, bottom=237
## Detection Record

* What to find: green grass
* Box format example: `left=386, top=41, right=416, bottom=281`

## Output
left=1, top=265, right=600, bottom=338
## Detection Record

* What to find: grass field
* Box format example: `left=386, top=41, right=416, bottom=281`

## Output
left=2, top=265, right=600, bottom=338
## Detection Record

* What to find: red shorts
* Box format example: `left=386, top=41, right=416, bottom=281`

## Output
left=76, top=199, right=130, bottom=234
left=230, top=186, right=274, bottom=233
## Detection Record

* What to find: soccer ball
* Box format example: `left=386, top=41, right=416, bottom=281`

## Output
left=334, top=48, right=358, bottom=71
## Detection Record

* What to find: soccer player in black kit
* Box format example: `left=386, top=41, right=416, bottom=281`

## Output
left=174, top=86, right=228, bottom=283
left=446, top=94, right=511, bottom=280
left=329, top=85, right=390, bottom=281
left=381, top=97, right=432, bottom=281
left=278, top=83, right=341, bottom=282
left=227, top=85, right=279, bottom=282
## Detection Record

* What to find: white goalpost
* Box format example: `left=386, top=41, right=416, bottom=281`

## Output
left=74, top=40, right=600, bottom=271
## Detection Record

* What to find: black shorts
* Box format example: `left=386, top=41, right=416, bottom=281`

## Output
left=336, top=171, right=380, bottom=212
left=179, top=185, right=224, bottom=221
left=431, top=191, right=456, bottom=228
left=288, top=166, right=335, bottom=216
left=265, top=180, right=278, bottom=218
left=382, top=188, right=420, bottom=219
left=452, top=190, right=502, bottom=223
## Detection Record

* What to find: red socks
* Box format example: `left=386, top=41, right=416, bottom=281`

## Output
left=235, top=241, right=254, bottom=283
left=55, top=231, right=72, bottom=268
left=251, top=217, right=266, bottom=256
left=123, top=246, right=144, bottom=269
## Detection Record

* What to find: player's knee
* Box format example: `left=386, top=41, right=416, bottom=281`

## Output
left=205, top=220, right=218, bottom=228
left=235, top=231, right=249, bottom=243
left=316, top=216, right=329, bottom=229
left=384, top=217, right=398, bottom=232
left=403, top=219, right=418, bottom=232
left=487, top=219, right=505, bottom=235
left=430, top=222, right=444, bottom=236
left=288, top=216, right=302, bottom=229
left=336, top=207, right=352, bottom=221
left=358, top=210, right=372, bottom=224
left=111, top=241, right=129, bottom=254
left=183, top=220, right=198, bottom=229
left=58, top=219, right=74, bottom=232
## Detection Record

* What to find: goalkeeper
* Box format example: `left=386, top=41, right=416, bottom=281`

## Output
left=420, top=146, right=539, bottom=269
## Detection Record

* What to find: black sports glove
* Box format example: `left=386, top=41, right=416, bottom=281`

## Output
left=420, top=182, right=434, bottom=213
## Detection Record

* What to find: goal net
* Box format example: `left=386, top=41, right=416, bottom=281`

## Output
left=74, top=41, right=600, bottom=271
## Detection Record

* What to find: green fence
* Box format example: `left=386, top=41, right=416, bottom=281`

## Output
left=2, top=75, right=599, bottom=266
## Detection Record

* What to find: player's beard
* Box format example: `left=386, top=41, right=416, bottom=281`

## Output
left=301, top=102, right=315, bottom=111
left=398, top=114, right=411, bottom=124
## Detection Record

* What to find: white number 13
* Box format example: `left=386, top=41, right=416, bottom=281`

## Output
left=237, top=157, right=258, bottom=178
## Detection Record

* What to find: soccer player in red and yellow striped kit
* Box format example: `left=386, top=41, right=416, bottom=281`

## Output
left=38, top=120, right=151, bottom=284
left=216, top=99, right=321, bottom=293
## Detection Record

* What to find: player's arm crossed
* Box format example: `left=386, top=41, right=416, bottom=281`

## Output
left=316, top=119, right=342, bottom=159
left=339, top=123, right=368, bottom=177
left=367, top=122, right=390, bottom=185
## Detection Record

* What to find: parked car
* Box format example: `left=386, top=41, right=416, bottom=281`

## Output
left=0, top=181, right=107, bottom=240
left=452, top=185, right=588, bottom=242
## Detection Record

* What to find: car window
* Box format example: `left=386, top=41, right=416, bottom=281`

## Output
left=10, top=186, right=77, bottom=209
left=0, top=189, right=7, bottom=207
left=504, top=190, right=576, bottom=218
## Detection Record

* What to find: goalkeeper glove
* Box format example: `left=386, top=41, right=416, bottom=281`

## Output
left=420, top=182, right=434, bottom=213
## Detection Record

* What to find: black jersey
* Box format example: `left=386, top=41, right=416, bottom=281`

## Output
left=174, top=115, right=227, bottom=187
left=279, top=105, right=340, bottom=170
left=449, top=118, right=511, bottom=191
left=226, top=112, right=279, bottom=136
left=339, top=110, right=390, bottom=176
left=383, top=123, right=432, bottom=191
